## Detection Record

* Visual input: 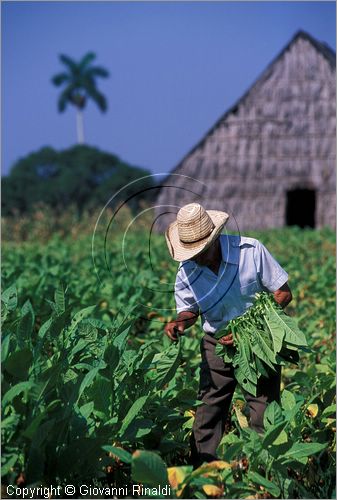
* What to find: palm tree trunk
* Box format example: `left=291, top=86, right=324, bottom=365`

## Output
left=76, top=108, right=85, bottom=144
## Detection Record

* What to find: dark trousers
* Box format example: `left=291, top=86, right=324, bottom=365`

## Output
left=190, top=333, right=281, bottom=467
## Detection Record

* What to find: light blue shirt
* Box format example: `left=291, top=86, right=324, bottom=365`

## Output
left=174, top=234, right=289, bottom=335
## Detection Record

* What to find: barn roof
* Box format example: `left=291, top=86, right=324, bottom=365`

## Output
left=159, top=30, right=336, bottom=187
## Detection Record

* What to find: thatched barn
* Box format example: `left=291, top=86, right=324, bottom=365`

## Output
left=155, top=31, right=336, bottom=232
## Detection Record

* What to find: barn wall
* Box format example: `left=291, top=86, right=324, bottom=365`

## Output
left=155, top=34, right=336, bottom=232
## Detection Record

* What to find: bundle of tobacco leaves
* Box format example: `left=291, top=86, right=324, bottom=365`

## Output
left=215, top=292, right=310, bottom=396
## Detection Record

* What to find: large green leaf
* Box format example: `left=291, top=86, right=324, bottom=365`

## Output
left=131, top=450, right=168, bottom=486
left=102, top=445, right=132, bottom=464
left=264, top=310, right=285, bottom=353
left=127, top=342, right=157, bottom=376
left=278, top=441, right=328, bottom=464
left=263, top=401, right=284, bottom=428
left=123, top=418, right=154, bottom=441
left=262, top=421, right=288, bottom=448
left=1, top=306, right=8, bottom=326
left=68, top=305, right=97, bottom=335
left=268, top=308, right=307, bottom=347
left=1, top=335, right=11, bottom=363
left=2, top=381, right=36, bottom=407
left=321, top=404, right=336, bottom=417
left=103, top=343, right=120, bottom=375
left=82, top=317, right=110, bottom=332
left=77, top=365, right=102, bottom=402
left=242, top=428, right=263, bottom=457
left=69, top=338, right=88, bottom=360
left=119, top=395, right=149, bottom=436
left=22, top=411, right=48, bottom=440
left=49, top=311, right=68, bottom=340
left=88, top=375, right=112, bottom=416
left=1, top=413, right=20, bottom=434
left=34, top=363, right=64, bottom=402
left=234, top=366, right=257, bottom=396
left=1, top=454, right=19, bottom=477
left=1, top=283, right=17, bottom=311
left=21, top=298, right=35, bottom=320
left=221, top=441, right=244, bottom=461
left=149, top=340, right=181, bottom=391
left=281, top=389, right=296, bottom=411
left=54, top=282, right=66, bottom=314
left=283, top=400, right=304, bottom=424
left=251, top=330, right=276, bottom=370
left=237, top=337, right=258, bottom=384
left=17, top=300, right=35, bottom=347
left=37, top=316, right=53, bottom=340
left=79, top=401, right=94, bottom=420
left=4, top=348, right=33, bottom=380
left=248, top=471, right=281, bottom=497
left=112, top=319, right=134, bottom=353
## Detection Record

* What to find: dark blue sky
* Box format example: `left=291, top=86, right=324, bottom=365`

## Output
left=2, top=1, right=336, bottom=177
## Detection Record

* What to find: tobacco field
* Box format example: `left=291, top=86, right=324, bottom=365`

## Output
left=1, top=218, right=336, bottom=499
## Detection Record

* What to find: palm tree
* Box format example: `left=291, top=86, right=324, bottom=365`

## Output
left=51, top=52, right=109, bottom=144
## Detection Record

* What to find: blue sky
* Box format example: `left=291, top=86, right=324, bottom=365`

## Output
left=2, top=1, right=336, bottom=177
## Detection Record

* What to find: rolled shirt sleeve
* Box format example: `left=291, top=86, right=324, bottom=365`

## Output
left=174, top=267, right=199, bottom=314
left=254, top=241, right=289, bottom=292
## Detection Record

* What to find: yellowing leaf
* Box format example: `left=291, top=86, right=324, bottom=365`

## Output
left=307, top=404, right=319, bottom=418
left=184, top=409, right=195, bottom=418
left=203, top=460, right=232, bottom=470
left=202, top=484, right=223, bottom=497
left=167, top=467, right=188, bottom=490
left=234, top=399, right=245, bottom=410
left=147, top=311, right=157, bottom=319
left=234, top=403, right=249, bottom=429
left=193, top=460, right=232, bottom=477
left=167, top=466, right=191, bottom=497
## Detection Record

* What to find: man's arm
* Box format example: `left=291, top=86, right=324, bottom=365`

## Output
left=164, top=310, right=199, bottom=342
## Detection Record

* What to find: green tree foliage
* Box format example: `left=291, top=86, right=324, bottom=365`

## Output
left=2, top=145, right=155, bottom=216
left=51, top=52, right=109, bottom=143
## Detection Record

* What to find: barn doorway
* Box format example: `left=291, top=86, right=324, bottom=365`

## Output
left=286, top=189, right=316, bottom=228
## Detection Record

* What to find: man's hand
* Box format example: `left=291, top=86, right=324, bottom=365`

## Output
left=218, top=331, right=234, bottom=346
left=164, top=320, right=185, bottom=342
left=164, top=311, right=199, bottom=342
left=273, top=282, right=292, bottom=309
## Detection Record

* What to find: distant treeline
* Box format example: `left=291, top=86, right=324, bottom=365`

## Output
left=2, top=145, right=156, bottom=216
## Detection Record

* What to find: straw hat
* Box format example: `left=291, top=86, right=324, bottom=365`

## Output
left=165, top=203, right=229, bottom=262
